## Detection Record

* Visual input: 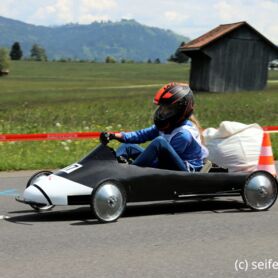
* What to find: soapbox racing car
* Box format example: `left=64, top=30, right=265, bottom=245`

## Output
left=16, top=144, right=278, bottom=223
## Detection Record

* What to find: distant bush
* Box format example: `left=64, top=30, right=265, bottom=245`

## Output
left=57, top=58, right=70, bottom=63
left=269, top=60, right=278, bottom=69
left=105, top=56, right=117, bottom=63
left=30, top=44, right=48, bottom=61
left=0, top=48, right=10, bottom=75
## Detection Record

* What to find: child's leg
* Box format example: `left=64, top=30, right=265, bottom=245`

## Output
left=133, top=136, right=187, bottom=171
left=116, top=143, right=145, bottom=161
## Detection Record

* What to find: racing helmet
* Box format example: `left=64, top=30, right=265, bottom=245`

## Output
left=153, top=82, right=194, bottom=132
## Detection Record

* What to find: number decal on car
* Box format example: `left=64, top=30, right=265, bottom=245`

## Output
left=61, top=163, right=83, bottom=174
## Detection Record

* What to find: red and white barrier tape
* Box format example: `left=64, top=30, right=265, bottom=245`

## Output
left=0, top=126, right=277, bottom=142
left=262, top=126, right=278, bottom=132
left=0, top=132, right=101, bottom=142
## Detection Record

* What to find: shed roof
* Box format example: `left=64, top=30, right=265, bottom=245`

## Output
left=181, top=21, right=278, bottom=51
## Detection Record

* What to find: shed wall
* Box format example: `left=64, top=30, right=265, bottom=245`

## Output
left=205, top=40, right=268, bottom=91
left=187, top=51, right=210, bottom=91
left=204, top=26, right=270, bottom=92
left=184, top=25, right=278, bottom=92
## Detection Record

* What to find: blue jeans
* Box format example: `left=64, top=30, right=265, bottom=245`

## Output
left=116, top=136, right=188, bottom=171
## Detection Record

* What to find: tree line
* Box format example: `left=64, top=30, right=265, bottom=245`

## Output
left=0, top=42, right=48, bottom=74
left=0, top=41, right=188, bottom=75
left=9, top=42, right=47, bottom=61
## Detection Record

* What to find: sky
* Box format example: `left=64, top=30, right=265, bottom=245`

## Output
left=0, top=0, right=278, bottom=43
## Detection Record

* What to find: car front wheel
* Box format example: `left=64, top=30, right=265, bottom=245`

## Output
left=26, top=170, right=55, bottom=212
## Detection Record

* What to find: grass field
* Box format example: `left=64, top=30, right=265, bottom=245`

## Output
left=0, top=61, right=277, bottom=170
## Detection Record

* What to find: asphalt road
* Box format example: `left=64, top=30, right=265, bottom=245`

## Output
left=1, top=168, right=278, bottom=278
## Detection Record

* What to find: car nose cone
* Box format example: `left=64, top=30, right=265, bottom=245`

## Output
left=23, top=185, right=49, bottom=205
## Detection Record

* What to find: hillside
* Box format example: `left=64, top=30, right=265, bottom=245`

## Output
left=0, top=16, right=189, bottom=61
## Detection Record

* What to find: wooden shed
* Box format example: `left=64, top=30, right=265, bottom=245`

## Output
left=181, top=22, right=278, bottom=92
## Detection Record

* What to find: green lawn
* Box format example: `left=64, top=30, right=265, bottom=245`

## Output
left=0, top=61, right=277, bottom=170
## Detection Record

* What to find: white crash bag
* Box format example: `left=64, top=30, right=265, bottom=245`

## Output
left=203, top=121, right=263, bottom=173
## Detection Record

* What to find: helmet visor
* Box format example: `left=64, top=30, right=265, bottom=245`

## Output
left=155, top=103, right=180, bottom=121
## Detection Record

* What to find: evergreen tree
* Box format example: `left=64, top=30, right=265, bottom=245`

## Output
left=0, top=48, right=10, bottom=75
left=30, top=44, right=48, bottom=61
left=168, top=42, right=189, bottom=63
left=10, top=42, right=23, bottom=60
left=168, top=55, right=175, bottom=62
left=154, top=58, right=161, bottom=64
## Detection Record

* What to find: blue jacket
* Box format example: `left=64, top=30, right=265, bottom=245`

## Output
left=121, top=120, right=208, bottom=169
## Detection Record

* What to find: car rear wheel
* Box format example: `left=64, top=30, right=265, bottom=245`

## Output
left=91, top=181, right=126, bottom=223
left=242, top=171, right=278, bottom=211
left=26, top=170, right=55, bottom=212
